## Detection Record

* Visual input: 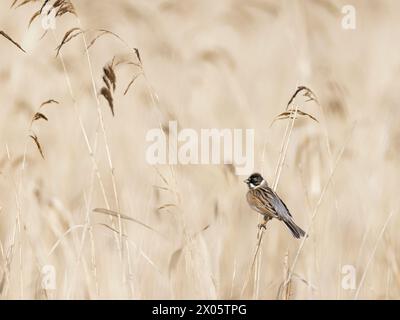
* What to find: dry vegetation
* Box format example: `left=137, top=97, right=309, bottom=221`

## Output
left=0, top=0, right=399, bottom=299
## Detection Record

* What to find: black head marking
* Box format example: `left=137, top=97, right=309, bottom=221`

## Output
left=244, top=173, right=265, bottom=188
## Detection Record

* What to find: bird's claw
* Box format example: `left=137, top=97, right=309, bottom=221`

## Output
left=258, top=222, right=267, bottom=230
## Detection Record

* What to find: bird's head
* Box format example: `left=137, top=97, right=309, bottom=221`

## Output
left=244, top=173, right=266, bottom=189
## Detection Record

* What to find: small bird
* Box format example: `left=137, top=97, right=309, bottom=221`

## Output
left=244, top=173, right=305, bottom=238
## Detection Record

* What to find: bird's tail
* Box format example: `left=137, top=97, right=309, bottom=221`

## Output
left=283, top=218, right=306, bottom=239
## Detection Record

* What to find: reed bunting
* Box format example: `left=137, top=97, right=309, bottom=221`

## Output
left=244, top=173, right=305, bottom=238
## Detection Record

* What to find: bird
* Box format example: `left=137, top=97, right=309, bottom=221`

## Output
left=244, top=173, right=305, bottom=238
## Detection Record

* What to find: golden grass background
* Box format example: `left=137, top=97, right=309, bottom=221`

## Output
left=0, top=0, right=399, bottom=299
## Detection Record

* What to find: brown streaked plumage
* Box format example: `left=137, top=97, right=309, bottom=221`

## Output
left=244, top=173, right=305, bottom=239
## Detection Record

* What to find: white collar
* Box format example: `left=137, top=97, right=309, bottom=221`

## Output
left=251, top=179, right=267, bottom=190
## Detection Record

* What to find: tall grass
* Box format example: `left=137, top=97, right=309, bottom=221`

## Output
left=0, top=0, right=399, bottom=299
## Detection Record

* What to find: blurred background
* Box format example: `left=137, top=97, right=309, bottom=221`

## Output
left=0, top=0, right=399, bottom=299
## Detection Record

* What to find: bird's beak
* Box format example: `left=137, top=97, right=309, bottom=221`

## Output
left=243, top=179, right=249, bottom=184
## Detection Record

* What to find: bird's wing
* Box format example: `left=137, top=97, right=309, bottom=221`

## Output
left=247, top=188, right=279, bottom=218
left=269, top=190, right=293, bottom=220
